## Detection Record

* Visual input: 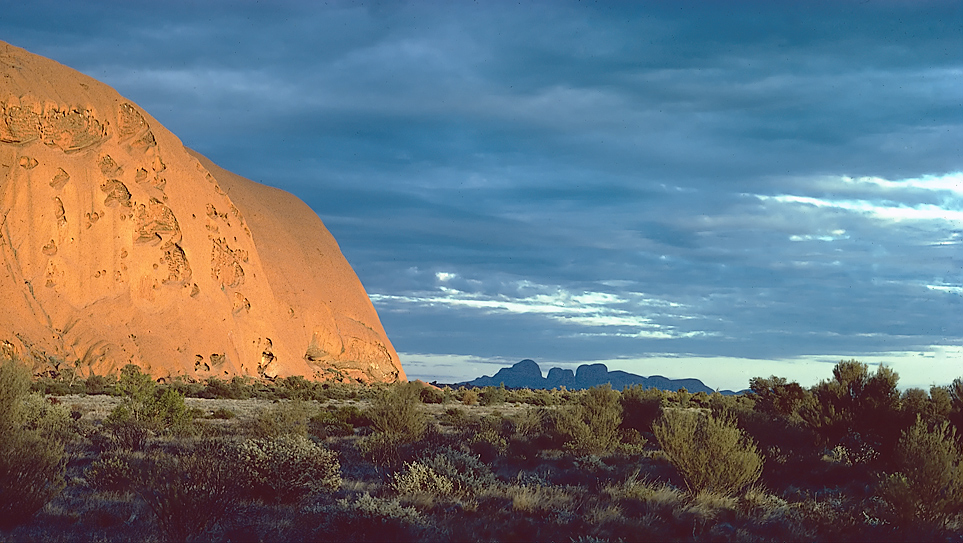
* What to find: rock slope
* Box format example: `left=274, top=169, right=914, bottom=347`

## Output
left=0, top=41, right=405, bottom=382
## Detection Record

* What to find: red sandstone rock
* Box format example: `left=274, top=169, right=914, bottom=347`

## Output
left=0, top=41, right=405, bottom=383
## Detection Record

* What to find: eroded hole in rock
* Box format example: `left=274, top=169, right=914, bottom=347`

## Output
left=209, top=353, right=226, bottom=367
left=101, top=179, right=132, bottom=207
left=211, top=238, right=245, bottom=288
left=1, top=103, right=41, bottom=144
left=41, top=107, right=106, bottom=153
left=161, top=243, right=191, bottom=285
left=50, top=167, right=69, bottom=189
left=98, top=154, right=121, bottom=177
left=232, top=292, right=250, bottom=314
left=194, top=355, right=209, bottom=372
left=117, top=103, right=148, bottom=140
left=54, top=198, right=66, bottom=228
left=133, top=198, right=180, bottom=244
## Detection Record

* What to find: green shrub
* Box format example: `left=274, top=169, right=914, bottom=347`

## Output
left=802, top=360, right=901, bottom=456
left=419, top=447, right=497, bottom=497
left=468, top=412, right=511, bottom=461
left=479, top=385, right=507, bottom=406
left=0, top=358, right=66, bottom=531
left=210, top=407, right=236, bottom=419
left=439, top=406, right=469, bottom=425
left=554, top=385, right=623, bottom=455
left=478, top=385, right=508, bottom=405
left=0, top=357, right=30, bottom=431
left=418, top=383, right=446, bottom=404
left=879, top=417, right=963, bottom=529
left=461, top=388, right=479, bottom=406
left=252, top=399, right=312, bottom=437
left=366, top=383, right=428, bottom=442
left=319, top=492, right=427, bottom=543
left=153, top=387, right=194, bottom=434
left=357, top=431, right=408, bottom=467
left=309, top=411, right=354, bottom=439
left=233, top=435, right=341, bottom=503
left=749, top=375, right=810, bottom=420
left=391, top=461, right=455, bottom=496
left=21, top=392, right=72, bottom=441
left=109, top=365, right=194, bottom=437
left=102, top=406, right=153, bottom=451
left=201, top=376, right=253, bottom=399
left=654, top=409, right=763, bottom=496
left=0, top=429, right=67, bottom=529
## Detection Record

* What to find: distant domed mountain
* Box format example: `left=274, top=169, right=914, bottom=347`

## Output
left=0, top=41, right=404, bottom=383
left=462, top=359, right=738, bottom=394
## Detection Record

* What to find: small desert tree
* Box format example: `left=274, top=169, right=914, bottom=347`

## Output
left=802, top=360, right=901, bottom=458
left=106, top=364, right=194, bottom=441
left=654, top=409, right=763, bottom=496
left=749, top=375, right=810, bottom=421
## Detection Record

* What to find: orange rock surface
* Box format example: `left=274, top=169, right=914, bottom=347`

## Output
left=0, top=41, right=405, bottom=383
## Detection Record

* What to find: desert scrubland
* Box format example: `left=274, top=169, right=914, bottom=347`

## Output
left=1, top=358, right=962, bottom=542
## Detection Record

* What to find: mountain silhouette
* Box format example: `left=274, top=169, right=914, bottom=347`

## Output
left=461, top=359, right=737, bottom=394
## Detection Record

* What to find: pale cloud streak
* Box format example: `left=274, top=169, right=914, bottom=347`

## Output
left=371, top=275, right=705, bottom=340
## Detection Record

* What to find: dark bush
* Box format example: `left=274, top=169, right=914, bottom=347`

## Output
left=84, top=373, right=117, bottom=396
left=802, top=360, right=901, bottom=462
left=621, top=385, right=665, bottom=434
left=309, top=411, right=354, bottom=439
left=418, top=383, right=446, bottom=404
left=131, top=440, right=246, bottom=541
left=749, top=375, right=810, bottom=420
left=879, top=416, right=963, bottom=529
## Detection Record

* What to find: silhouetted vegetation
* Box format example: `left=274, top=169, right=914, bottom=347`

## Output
left=5, top=356, right=963, bottom=541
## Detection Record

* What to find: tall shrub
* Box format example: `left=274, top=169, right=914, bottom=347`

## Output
left=555, top=385, right=623, bottom=455
left=802, top=360, right=901, bottom=457
left=879, top=417, right=963, bottom=529
left=367, top=383, right=428, bottom=441
left=654, top=409, right=763, bottom=496
left=0, top=358, right=66, bottom=530
left=359, top=383, right=428, bottom=466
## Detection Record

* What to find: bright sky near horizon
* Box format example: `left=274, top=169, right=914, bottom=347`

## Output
left=2, top=0, right=960, bottom=391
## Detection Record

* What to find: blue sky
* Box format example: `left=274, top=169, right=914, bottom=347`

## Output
left=3, top=0, right=961, bottom=390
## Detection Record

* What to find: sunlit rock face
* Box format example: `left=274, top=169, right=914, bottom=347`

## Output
left=0, top=41, right=405, bottom=383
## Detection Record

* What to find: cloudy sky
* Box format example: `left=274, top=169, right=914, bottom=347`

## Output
left=3, top=1, right=961, bottom=390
